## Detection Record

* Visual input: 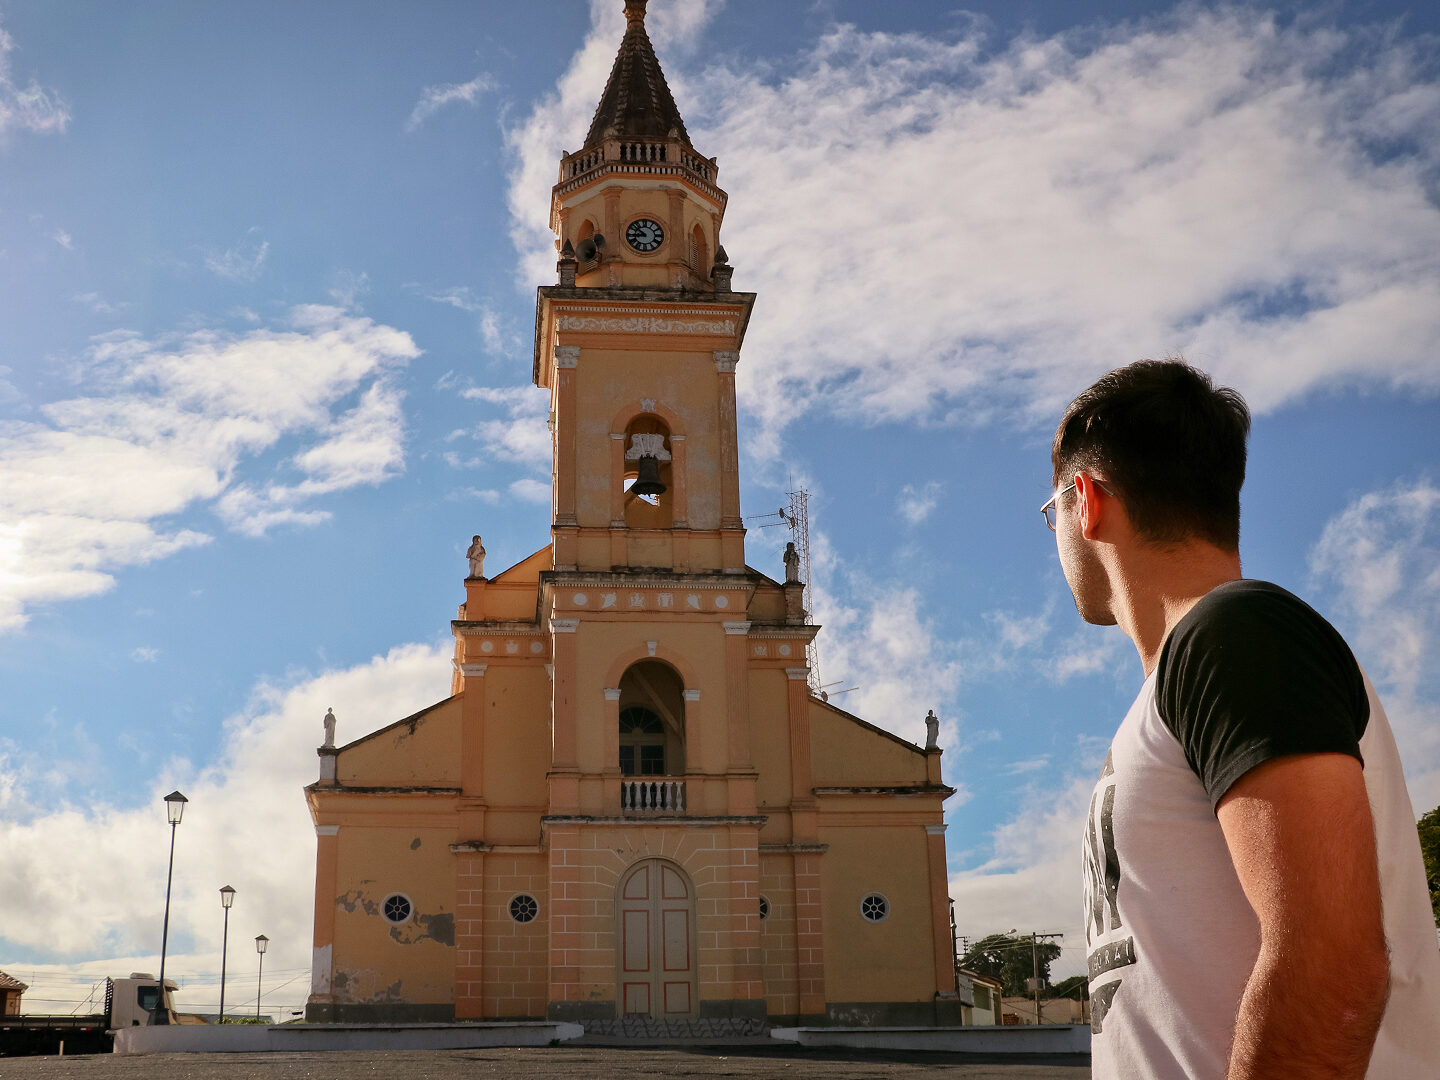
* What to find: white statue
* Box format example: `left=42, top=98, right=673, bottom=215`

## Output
left=783, top=542, right=801, bottom=584
left=322, top=707, right=337, bottom=748
left=466, top=535, right=486, bottom=578
left=924, top=708, right=939, bottom=750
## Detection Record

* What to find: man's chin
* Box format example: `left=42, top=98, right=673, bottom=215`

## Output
left=1073, top=598, right=1119, bottom=627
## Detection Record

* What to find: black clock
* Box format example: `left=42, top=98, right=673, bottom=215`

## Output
left=625, top=218, right=665, bottom=252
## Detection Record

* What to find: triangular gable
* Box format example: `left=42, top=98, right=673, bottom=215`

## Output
left=489, top=544, right=553, bottom=584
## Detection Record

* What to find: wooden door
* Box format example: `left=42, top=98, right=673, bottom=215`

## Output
left=618, top=859, right=696, bottom=1017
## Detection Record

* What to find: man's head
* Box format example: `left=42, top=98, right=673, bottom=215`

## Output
left=1051, top=359, right=1251, bottom=552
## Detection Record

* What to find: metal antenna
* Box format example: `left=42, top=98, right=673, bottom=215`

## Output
left=785, top=483, right=822, bottom=695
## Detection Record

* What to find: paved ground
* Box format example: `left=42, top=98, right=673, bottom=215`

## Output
left=2, top=1044, right=1091, bottom=1079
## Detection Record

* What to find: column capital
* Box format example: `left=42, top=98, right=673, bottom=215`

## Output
left=315, top=825, right=339, bottom=837
left=453, top=660, right=488, bottom=677
left=683, top=689, right=701, bottom=701
left=555, top=345, right=580, bottom=369
left=722, top=620, right=752, bottom=635
left=603, top=687, right=622, bottom=701
left=785, top=666, right=812, bottom=681
left=550, top=618, right=580, bottom=633
left=713, top=349, right=738, bottom=373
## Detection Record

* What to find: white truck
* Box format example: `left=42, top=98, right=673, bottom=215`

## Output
left=0, top=973, right=177, bottom=1056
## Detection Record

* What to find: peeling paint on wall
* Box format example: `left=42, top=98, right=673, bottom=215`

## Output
left=336, top=889, right=380, bottom=915
left=310, top=944, right=332, bottom=996
left=389, top=911, right=454, bottom=947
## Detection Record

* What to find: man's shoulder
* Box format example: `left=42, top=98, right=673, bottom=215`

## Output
left=1156, top=578, right=1368, bottom=807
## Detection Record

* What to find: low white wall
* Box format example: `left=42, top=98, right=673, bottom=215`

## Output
left=770, top=1024, right=1091, bottom=1055
left=114, top=1021, right=584, bottom=1055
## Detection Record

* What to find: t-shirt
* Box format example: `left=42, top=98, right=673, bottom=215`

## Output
left=1084, top=580, right=1440, bottom=1079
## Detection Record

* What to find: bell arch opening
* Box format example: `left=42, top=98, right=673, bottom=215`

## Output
left=622, top=415, right=673, bottom=529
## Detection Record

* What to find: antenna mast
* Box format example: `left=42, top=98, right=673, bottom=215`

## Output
left=786, top=485, right=821, bottom=695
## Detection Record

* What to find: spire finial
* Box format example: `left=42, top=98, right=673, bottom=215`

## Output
left=625, top=0, right=647, bottom=27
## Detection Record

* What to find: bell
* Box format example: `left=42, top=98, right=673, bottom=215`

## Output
left=632, top=454, right=666, bottom=497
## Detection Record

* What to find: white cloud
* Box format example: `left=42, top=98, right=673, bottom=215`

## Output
left=451, top=383, right=551, bottom=469
left=896, top=480, right=942, bottom=525
left=411, top=286, right=513, bottom=353
left=0, top=642, right=452, bottom=1011
left=508, top=476, right=551, bottom=504
left=0, top=307, right=419, bottom=630
left=73, top=291, right=127, bottom=315
left=509, top=6, right=1440, bottom=444
left=204, top=230, right=269, bottom=282
left=1310, top=479, right=1440, bottom=809
left=406, top=73, right=497, bottom=132
left=130, top=647, right=159, bottom=663
left=0, top=20, right=70, bottom=137
left=51, top=228, right=73, bottom=250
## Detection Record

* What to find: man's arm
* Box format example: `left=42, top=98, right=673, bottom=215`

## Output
left=1217, top=752, right=1390, bottom=1080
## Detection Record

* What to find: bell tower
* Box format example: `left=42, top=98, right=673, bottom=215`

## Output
left=535, top=0, right=753, bottom=577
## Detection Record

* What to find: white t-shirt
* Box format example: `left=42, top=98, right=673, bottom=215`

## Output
left=1084, top=580, right=1440, bottom=1078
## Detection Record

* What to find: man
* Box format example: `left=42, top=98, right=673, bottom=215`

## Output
left=1046, top=360, right=1440, bottom=1079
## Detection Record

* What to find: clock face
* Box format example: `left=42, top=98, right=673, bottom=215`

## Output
left=625, top=218, right=665, bottom=253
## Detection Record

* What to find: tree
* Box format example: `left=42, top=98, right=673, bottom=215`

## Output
left=1049, top=974, right=1088, bottom=1001
left=958, top=933, right=1063, bottom=997
left=1419, top=805, right=1440, bottom=927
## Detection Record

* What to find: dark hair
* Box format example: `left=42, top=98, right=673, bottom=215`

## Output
left=1051, top=359, right=1250, bottom=550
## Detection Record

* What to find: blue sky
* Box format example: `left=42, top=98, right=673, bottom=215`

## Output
left=2, top=0, right=1438, bottom=1014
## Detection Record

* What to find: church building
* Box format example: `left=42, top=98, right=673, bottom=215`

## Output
left=305, top=0, right=960, bottom=1030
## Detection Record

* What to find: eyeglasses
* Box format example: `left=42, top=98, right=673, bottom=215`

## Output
left=1041, top=478, right=1113, bottom=531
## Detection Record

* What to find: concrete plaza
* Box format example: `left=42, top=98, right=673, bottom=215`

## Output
left=2, top=1044, right=1091, bottom=1079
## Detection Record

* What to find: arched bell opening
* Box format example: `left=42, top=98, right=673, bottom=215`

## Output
left=617, top=660, right=686, bottom=777
left=622, top=415, right=673, bottom=529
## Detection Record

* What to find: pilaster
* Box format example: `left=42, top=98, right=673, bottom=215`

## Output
left=307, top=825, right=339, bottom=1008
left=926, top=823, right=957, bottom=995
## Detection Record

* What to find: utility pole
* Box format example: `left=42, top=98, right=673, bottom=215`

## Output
left=1029, top=932, right=1064, bottom=1024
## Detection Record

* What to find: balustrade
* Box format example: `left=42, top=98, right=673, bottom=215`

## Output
left=620, top=778, right=686, bottom=814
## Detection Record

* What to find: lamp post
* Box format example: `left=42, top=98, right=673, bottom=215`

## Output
left=254, top=935, right=269, bottom=1021
left=218, top=886, right=235, bottom=1023
left=149, top=790, right=188, bottom=1026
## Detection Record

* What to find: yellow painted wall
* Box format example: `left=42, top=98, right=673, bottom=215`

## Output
left=816, top=824, right=937, bottom=1002
left=337, top=698, right=461, bottom=787
left=330, top=826, right=458, bottom=1006
left=810, top=701, right=928, bottom=787
left=482, top=664, right=552, bottom=808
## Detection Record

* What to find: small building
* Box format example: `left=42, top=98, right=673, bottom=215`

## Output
left=304, top=0, right=960, bottom=1030
left=0, top=970, right=27, bottom=1016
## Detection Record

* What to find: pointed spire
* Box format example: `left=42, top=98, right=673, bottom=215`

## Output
left=584, top=0, right=690, bottom=146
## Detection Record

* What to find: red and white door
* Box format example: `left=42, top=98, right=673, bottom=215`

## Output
left=618, top=859, right=696, bottom=1017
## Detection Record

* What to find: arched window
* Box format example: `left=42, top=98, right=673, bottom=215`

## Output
left=617, top=661, right=686, bottom=775
left=619, top=706, right=666, bottom=776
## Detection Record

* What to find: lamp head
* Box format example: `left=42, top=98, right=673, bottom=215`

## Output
left=163, top=790, right=188, bottom=825
left=220, top=885, right=236, bottom=909
left=255, top=934, right=269, bottom=955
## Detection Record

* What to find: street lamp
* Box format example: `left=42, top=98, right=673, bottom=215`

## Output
left=149, top=790, right=188, bottom=1026
left=254, top=935, right=269, bottom=1021
left=218, top=886, right=235, bottom=1023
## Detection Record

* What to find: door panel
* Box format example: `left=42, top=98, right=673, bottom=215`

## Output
left=618, top=859, right=697, bottom=1018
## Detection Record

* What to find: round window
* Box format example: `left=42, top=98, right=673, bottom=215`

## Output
left=382, top=893, right=413, bottom=925
left=758, top=895, right=771, bottom=921
left=860, top=893, right=889, bottom=923
left=509, top=894, right=539, bottom=924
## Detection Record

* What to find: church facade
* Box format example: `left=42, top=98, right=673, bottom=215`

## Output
left=305, top=0, right=959, bottom=1028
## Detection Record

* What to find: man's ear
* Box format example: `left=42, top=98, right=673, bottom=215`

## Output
left=1074, top=473, right=1107, bottom=540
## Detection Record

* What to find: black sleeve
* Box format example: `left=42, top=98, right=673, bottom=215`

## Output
left=1156, top=580, right=1369, bottom=808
